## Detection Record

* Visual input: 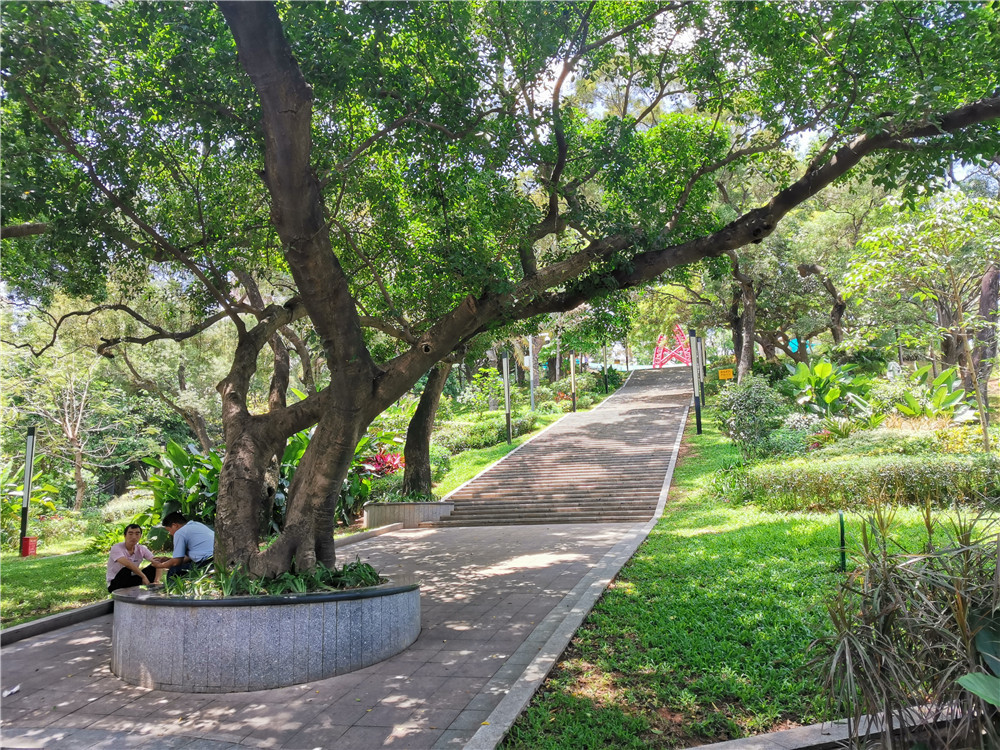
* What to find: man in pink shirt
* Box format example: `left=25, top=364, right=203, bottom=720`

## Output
left=106, top=524, right=166, bottom=592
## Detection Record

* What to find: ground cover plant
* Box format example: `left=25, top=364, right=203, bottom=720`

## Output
left=504, top=407, right=958, bottom=748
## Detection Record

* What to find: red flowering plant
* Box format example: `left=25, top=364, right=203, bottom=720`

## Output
left=360, top=451, right=404, bottom=478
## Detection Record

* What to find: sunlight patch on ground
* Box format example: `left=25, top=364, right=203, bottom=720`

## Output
left=476, top=552, right=586, bottom=577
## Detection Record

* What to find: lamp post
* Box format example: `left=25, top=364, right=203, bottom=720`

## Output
left=20, top=426, right=36, bottom=556
left=602, top=342, right=609, bottom=394
left=501, top=351, right=512, bottom=444
left=527, top=336, right=535, bottom=411
left=569, top=351, right=577, bottom=412
left=688, top=328, right=702, bottom=435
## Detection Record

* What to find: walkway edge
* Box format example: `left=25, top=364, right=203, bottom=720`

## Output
left=1, top=600, right=113, bottom=647
left=463, top=403, right=690, bottom=749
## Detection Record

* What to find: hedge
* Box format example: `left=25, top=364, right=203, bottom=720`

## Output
left=748, top=453, right=1000, bottom=511
left=433, top=412, right=539, bottom=453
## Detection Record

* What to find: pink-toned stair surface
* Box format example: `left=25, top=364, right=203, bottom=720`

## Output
left=423, top=367, right=691, bottom=528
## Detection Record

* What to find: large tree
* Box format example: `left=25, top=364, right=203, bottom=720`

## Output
left=3, top=1, right=999, bottom=575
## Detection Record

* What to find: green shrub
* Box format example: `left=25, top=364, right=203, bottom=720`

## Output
left=367, top=472, right=404, bottom=502
left=100, top=490, right=154, bottom=523
left=433, top=412, right=538, bottom=453
left=935, top=425, right=999, bottom=454
left=140, top=440, right=222, bottom=525
left=1, top=464, right=58, bottom=550
left=810, top=428, right=936, bottom=458
left=715, top=375, right=790, bottom=458
left=536, top=400, right=562, bottom=414
left=867, top=376, right=912, bottom=415
left=818, top=505, right=1000, bottom=748
left=896, top=366, right=976, bottom=422
left=747, top=453, right=1000, bottom=511
left=577, top=393, right=595, bottom=409
left=428, top=443, right=451, bottom=481
left=534, top=385, right=554, bottom=403
left=829, top=345, right=889, bottom=376
left=782, top=359, right=871, bottom=416
left=767, top=427, right=814, bottom=456
left=751, top=359, right=788, bottom=385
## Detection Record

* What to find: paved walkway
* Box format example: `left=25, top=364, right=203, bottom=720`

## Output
left=1, top=369, right=691, bottom=750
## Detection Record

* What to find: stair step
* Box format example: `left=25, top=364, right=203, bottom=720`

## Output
left=420, top=515, right=650, bottom=527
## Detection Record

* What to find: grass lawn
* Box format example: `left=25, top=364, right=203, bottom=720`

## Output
left=1, top=550, right=108, bottom=628
left=502, top=407, right=959, bottom=749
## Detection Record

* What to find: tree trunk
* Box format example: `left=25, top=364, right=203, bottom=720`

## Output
left=729, top=295, right=743, bottom=365
left=546, top=356, right=557, bottom=382
left=971, top=264, right=999, bottom=417
left=72, top=440, right=86, bottom=511
left=737, top=284, right=756, bottom=382
left=402, top=363, right=452, bottom=497
left=757, top=332, right=777, bottom=361
left=187, top=413, right=214, bottom=453
left=938, top=303, right=962, bottom=366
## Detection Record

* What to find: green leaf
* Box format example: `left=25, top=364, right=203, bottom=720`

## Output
left=813, top=361, right=833, bottom=379
left=957, top=673, right=1000, bottom=707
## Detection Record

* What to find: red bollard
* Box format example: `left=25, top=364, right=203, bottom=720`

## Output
left=20, top=537, right=37, bottom=557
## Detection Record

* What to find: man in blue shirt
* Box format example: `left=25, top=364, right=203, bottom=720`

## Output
left=157, top=511, right=215, bottom=579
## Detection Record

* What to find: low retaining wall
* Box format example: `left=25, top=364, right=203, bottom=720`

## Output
left=111, top=582, right=420, bottom=692
left=364, top=501, right=454, bottom=529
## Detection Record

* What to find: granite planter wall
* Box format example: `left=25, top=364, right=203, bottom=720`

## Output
left=111, top=581, right=420, bottom=693
left=364, top=501, right=454, bottom=529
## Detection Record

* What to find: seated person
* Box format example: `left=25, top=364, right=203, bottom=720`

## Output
left=106, top=523, right=165, bottom=592
left=157, top=511, right=215, bottom=579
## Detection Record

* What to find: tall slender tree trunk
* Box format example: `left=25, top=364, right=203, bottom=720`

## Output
left=402, top=363, right=452, bottom=497
left=737, top=286, right=756, bottom=382
left=728, top=293, right=743, bottom=365
left=72, top=439, right=86, bottom=511
left=972, top=265, right=999, bottom=415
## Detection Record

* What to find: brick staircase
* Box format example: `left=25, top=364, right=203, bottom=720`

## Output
left=421, top=367, right=691, bottom=528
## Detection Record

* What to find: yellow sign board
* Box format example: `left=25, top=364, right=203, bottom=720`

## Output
left=718, top=368, right=734, bottom=380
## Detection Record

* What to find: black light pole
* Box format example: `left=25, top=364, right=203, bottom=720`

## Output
left=697, top=335, right=706, bottom=405
left=602, top=342, right=609, bottom=394
left=689, top=328, right=702, bottom=434
left=20, top=426, right=36, bottom=555
left=528, top=336, right=536, bottom=411
left=570, top=351, right=577, bottom=412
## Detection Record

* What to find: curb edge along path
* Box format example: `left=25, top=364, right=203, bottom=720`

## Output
left=462, top=371, right=691, bottom=750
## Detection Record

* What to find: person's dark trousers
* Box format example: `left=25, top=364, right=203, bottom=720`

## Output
left=166, top=557, right=213, bottom=580
left=108, top=565, right=158, bottom=592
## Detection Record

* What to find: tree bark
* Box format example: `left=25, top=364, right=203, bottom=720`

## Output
left=402, top=363, right=452, bottom=497
left=798, top=263, right=846, bottom=344
left=938, top=304, right=962, bottom=367
left=727, top=253, right=756, bottom=382
left=972, top=264, right=999, bottom=416
left=737, top=286, right=756, bottom=382
left=728, top=293, right=743, bottom=365
left=72, top=439, right=86, bottom=511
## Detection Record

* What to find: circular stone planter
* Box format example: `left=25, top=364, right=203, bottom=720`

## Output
left=363, top=501, right=454, bottom=529
left=111, top=581, right=420, bottom=693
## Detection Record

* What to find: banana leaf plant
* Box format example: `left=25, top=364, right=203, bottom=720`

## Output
left=896, top=365, right=976, bottom=422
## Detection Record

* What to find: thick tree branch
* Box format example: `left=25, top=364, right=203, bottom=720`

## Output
left=1, top=222, right=49, bottom=239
